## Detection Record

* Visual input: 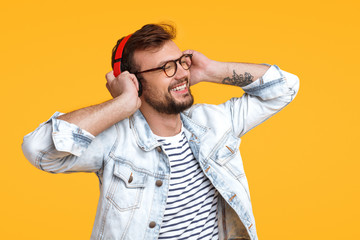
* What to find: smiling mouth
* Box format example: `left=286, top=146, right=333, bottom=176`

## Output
left=170, top=81, right=187, bottom=92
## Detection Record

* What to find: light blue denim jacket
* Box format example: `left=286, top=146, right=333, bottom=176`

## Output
left=22, top=64, right=299, bottom=240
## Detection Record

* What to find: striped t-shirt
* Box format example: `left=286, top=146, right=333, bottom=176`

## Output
left=156, top=130, right=218, bottom=240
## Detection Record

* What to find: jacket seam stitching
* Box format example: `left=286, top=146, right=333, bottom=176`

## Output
left=110, top=154, right=168, bottom=179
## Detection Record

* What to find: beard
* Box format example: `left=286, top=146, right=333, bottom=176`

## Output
left=141, top=77, right=194, bottom=115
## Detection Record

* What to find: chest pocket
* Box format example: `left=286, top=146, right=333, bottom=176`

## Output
left=209, top=132, right=245, bottom=179
left=106, top=161, right=148, bottom=212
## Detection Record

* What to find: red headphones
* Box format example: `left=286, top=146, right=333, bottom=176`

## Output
left=112, top=34, right=132, bottom=77
left=112, top=34, right=142, bottom=96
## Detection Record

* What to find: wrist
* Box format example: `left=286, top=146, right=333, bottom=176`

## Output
left=205, top=61, right=227, bottom=83
left=116, top=93, right=140, bottom=117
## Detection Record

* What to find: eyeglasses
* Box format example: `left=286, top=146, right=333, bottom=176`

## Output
left=135, top=54, right=192, bottom=77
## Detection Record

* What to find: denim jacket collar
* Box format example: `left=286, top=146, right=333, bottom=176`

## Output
left=180, top=111, right=209, bottom=140
left=129, top=109, right=209, bottom=151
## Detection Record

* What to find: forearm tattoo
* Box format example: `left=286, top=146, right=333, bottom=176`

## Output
left=222, top=70, right=254, bottom=87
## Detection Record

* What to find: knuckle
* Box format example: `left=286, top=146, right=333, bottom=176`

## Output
left=106, top=71, right=113, bottom=78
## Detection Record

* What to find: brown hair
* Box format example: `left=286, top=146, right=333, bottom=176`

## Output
left=111, top=23, right=176, bottom=74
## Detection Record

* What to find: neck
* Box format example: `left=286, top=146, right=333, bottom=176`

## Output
left=140, top=106, right=182, bottom=137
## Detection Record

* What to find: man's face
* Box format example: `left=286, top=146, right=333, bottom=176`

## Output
left=133, top=40, right=194, bottom=115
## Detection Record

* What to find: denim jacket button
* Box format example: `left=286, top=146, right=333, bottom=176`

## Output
left=128, top=175, right=133, bottom=183
left=156, top=146, right=162, bottom=153
left=149, top=221, right=156, bottom=228
left=155, top=180, right=163, bottom=187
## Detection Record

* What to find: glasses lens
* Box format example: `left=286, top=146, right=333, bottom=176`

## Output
left=180, top=55, right=192, bottom=70
left=164, top=61, right=176, bottom=77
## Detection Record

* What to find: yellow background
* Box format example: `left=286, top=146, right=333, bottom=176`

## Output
left=1, top=0, right=359, bottom=239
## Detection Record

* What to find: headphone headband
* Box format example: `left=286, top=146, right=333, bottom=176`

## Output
left=113, top=34, right=132, bottom=77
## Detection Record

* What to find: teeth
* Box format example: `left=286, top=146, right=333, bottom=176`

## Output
left=171, top=83, right=186, bottom=92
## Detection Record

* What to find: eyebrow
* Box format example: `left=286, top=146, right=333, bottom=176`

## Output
left=156, top=55, right=183, bottom=68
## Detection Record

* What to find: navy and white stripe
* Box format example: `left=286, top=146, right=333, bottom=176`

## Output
left=157, top=130, right=218, bottom=240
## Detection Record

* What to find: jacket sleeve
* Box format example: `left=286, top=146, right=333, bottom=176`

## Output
left=220, top=64, right=300, bottom=137
left=21, top=112, right=117, bottom=173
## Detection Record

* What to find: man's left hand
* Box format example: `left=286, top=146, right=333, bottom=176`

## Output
left=183, top=50, right=215, bottom=86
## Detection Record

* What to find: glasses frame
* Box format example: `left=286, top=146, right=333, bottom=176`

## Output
left=134, top=54, right=192, bottom=78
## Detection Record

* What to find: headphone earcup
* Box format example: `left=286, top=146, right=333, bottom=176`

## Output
left=138, top=79, right=143, bottom=97
left=112, top=34, right=132, bottom=77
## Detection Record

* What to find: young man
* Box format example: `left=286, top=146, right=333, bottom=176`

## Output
left=22, top=23, right=299, bottom=240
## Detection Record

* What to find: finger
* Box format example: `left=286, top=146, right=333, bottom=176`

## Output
left=105, top=71, right=115, bottom=82
left=182, top=49, right=194, bottom=55
left=116, top=71, right=131, bottom=82
left=119, top=71, right=129, bottom=77
left=129, top=74, right=140, bottom=91
left=136, top=98, right=142, bottom=108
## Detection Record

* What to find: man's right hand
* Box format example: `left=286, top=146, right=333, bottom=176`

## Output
left=56, top=71, right=142, bottom=136
left=105, top=71, right=142, bottom=116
